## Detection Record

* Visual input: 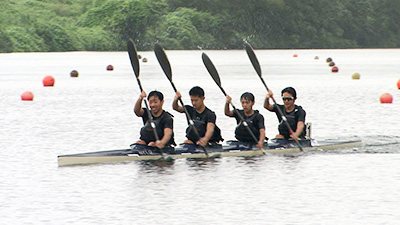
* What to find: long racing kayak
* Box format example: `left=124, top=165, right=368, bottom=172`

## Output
left=57, top=139, right=362, bottom=167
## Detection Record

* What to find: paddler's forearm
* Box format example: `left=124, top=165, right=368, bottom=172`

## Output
left=224, top=102, right=232, bottom=116
left=134, top=96, right=144, bottom=116
left=257, top=128, right=266, bottom=149
left=259, top=128, right=265, bottom=144
left=263, top=96, right=273, bottom=111
left=203, top=122, right=215, bottom=143
left=172, top=97, right=184, bottom=113
left=224, top=95, right=233, bottom=116
left=292, top=122, right=305, bottom=139
left=159, top=128, right=173, bottom=147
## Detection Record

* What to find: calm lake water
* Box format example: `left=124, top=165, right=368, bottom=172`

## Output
left=1, top=49, right=399, bottom=224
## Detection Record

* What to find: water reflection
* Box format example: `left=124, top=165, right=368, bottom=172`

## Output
left=235, top=155, right=266, bottom=166
left=185, top=157, right=221, bottom=170
left=138, top=159, right=175, bottom=174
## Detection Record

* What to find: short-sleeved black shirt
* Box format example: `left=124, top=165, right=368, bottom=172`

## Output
left=230, top=109, right=265, bottom=129
left=185, top=105, right=216, bottom=125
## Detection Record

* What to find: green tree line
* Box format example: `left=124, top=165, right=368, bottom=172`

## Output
left=1, top=0, right=399, bottom=52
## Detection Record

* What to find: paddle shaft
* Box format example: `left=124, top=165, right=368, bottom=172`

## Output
left=245, top=42, right=303, bottom=151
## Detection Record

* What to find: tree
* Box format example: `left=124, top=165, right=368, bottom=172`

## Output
left=79, top=0, right=167, bottom=50
left=0, top=29, right=13, bottom=53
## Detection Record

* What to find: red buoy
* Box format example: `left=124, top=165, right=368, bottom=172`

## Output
left=332, top=66, right=339, bottom=73
left=397, top=79, right=400, bottom=89
left=293, top=54, right=298, bottom=57
left=43, top=75, right=55, bottom=87
left=21, top=91, right=34, bottom=101
left=380, top=93, right=393, bottom=103
left=106, top=65, right=114, bottom=71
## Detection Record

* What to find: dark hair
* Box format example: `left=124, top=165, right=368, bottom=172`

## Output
left=148, top=90, right=164, bottom=101
left=189, top=86, right=204, bottom=97
left=240, top=92, right=255, bottom=102
left=281, top=87, right=297, bottom=99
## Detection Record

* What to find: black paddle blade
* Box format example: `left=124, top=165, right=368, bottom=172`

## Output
left=154, top=43, right=172, bottom=81
left=244, top=42, right=262, bottom=77
left=127, top=39, right=140, bottom=78
left=201, top=52, right=221, bottom=87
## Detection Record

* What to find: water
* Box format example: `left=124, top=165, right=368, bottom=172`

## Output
left=1, top=49, right=399, bottom=224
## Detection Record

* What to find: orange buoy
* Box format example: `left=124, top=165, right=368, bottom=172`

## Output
left=106, top=65, right=114, bottom=71
left=293, top=54, right=298, bottom=57
left=380, top=93, right=393, bottom=103
left=70, top=70, right=79, bottom=77
left=329, top=62, right=335, bottom=67
left=397, top=79, right=400, bottom=89
left=21, top=91, right=34, bottom=101
left=43, top=75, right=55, bottom=87
left=326, top=57, right=332, bottom=63
left=332, top=66, right=339, bottom=73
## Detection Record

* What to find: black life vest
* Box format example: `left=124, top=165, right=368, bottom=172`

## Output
left=140, top=111, right=175, bottom=146
left=234, top=111, right=260, bottom=143
left=140, top=120, right=164, bottom=144
left=186, top=119, right=223, bottom=143
left=186, top=119, right=207, bottom=143
left=277, top=105, right=306, bottom=139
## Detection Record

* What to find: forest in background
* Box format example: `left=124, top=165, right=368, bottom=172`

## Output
left=0, top=0, right=399, bottom=52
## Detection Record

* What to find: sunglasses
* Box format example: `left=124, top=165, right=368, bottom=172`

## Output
left=282, top=96, right=294, bottom=101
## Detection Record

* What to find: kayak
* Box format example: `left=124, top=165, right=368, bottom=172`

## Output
left=57, top=139, right=362, bottom=167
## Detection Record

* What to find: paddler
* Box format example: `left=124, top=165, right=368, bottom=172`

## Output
left=134, top=90, right=175, bottom=149
left=173, top=86, right=223, bottom=147
left=225, top=92, right=266, bottom=149
left=264, top=87, right=306, bottom=140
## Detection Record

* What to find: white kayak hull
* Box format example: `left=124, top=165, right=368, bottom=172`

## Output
left=58, top=139, right=362, bottom=167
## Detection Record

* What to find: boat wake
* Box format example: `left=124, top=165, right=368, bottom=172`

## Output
left=329, top=135, right=400, bottom=154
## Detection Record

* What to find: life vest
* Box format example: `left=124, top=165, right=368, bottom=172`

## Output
left=140, top=111, right=175, bottom=146
left=186, top=119, right=223, bottom=143
left=235, top=112, right=260, bottom=143
left=186, top=120, right=206, bottom=142
left=277, top=105, right=306, bottom=139
left=140, top=120, right=164, bottom=144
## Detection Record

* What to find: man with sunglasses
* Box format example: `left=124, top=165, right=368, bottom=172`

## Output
left=264, top=87, right=306, bottom=140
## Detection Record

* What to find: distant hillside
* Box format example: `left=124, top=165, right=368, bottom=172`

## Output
left=1, top=0, right=399, bottom=52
